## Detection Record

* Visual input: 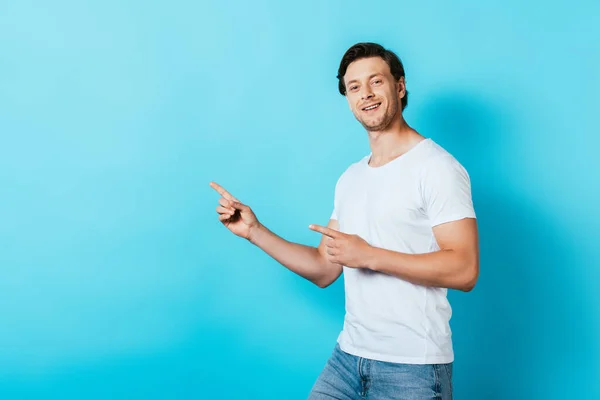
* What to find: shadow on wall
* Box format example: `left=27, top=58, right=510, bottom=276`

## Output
left=418, top=91, right=597, bottom=399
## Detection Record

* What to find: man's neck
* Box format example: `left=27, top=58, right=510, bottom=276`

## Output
left=367, top=117, right=425, bottom=167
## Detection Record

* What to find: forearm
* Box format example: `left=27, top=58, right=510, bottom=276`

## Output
left=367, top=247, right=478, bottom=292
left=248, top=223, right=340, bottom=287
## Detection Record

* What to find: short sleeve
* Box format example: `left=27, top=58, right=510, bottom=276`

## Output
left=330, top=174, right=343, bottom=221
left=421, top=155, right=476, bottom=227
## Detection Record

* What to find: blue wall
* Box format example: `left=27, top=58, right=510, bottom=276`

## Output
left=1, top=1, right=598, bottom=399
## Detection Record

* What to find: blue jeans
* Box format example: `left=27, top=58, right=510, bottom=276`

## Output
left=308, top=344, right=453, bottom=399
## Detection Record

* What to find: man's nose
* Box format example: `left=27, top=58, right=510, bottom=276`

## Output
left=361, top=88, right=374, bottom=101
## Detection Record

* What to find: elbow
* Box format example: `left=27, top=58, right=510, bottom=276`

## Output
left=459, top=280, right=476, bottom=293
left=458, top=262, right=479, bottom=292
left=313, top=269, right=341, bottom=289
left=313, top=258, right=343, bottom=288
left=314, top=276, right=335, bottom=289
left=315, top=280, right=330, bottom=289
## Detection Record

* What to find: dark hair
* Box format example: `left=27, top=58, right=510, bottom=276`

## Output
left=337, top=42, right=408, bottom=110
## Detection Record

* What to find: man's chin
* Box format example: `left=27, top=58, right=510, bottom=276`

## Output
left=361, top=120, right=387, bottom=131
left=355, top=113, right=391, bottom=131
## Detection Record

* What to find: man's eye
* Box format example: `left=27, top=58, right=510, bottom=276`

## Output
left=350, top=86, right=358, bottom=91
left=373, top=79, right=382, bottom=84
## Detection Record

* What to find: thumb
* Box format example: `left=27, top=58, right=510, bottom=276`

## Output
left=231, top=201, right=246, bottom=210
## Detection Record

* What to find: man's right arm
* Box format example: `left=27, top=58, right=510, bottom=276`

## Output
left=248, top=219, right=343, bottom=288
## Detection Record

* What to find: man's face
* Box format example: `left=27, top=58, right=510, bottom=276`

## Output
left=343, top=57, right=405, bottom=131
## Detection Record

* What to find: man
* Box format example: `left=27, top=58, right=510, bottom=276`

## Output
left=210, top=42, right=479, bottom=399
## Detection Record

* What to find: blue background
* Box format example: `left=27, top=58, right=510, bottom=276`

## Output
left=1, top=1, right=599, bottom=399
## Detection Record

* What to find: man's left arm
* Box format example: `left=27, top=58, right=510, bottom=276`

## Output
left=309, top=217, right=479, bottom=292
left=366, top=217, right=479, bottom=291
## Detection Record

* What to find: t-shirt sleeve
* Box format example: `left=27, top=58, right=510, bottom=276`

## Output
left=421, top=155, right=476, bottom=227
left=330, top=174, right=343, bottom=221
left=330, top=208, right=338, bottom=220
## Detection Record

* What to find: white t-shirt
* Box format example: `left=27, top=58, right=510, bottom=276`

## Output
left=330, top=138, right=476, bottom=364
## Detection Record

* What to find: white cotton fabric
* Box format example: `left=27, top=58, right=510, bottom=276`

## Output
left=330, top=138, right=476, bottom=364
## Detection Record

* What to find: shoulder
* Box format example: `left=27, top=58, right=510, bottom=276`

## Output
left=335, top=154, right=369, bottom=188
left=419, top=140, right=470, bottom=178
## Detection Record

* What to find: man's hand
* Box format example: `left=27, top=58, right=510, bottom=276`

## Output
left=308, top=224, right=373, bottom=269
left=210, top=181, right=261, bottom=240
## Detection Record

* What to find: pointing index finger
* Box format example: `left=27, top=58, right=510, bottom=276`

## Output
left=309, top=224, right=341, bottom=239
left=209, top=181, right=239, bottom=202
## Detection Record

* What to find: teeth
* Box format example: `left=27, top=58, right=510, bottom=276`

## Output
left=364, top=103, right=380, bottom=111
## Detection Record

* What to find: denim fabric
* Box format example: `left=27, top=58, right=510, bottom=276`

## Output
left=308, top=344, right=453, bottom=400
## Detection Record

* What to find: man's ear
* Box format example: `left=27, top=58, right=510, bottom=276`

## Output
left=397, top=77, right=406, bottom=99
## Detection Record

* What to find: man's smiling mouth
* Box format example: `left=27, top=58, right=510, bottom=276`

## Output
left=362, top=103, right=381, bottom=112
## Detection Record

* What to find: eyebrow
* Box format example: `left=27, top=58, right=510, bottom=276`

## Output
left=346, top=73, right=383, bottom=86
